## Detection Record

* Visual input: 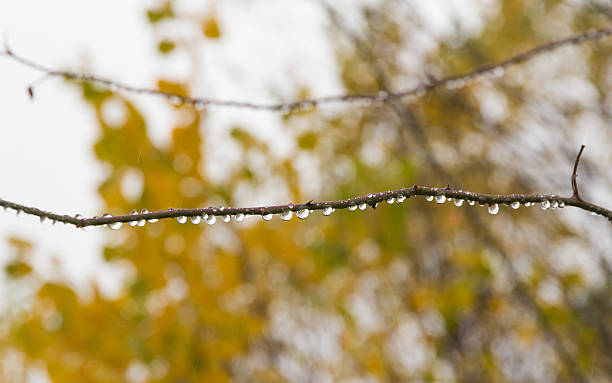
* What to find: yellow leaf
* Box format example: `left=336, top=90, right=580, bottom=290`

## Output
left=202, top=17, right=221, bottom=39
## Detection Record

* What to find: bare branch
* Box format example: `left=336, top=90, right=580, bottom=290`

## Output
left=2, top=27, right=611, bottom=112
left=571, top=144, right=586, bottom=201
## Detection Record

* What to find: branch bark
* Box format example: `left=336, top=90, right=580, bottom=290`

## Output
left=2, top=27, right=611, bottom=112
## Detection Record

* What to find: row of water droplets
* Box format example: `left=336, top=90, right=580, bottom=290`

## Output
left=99, top=193, right=411, bottom=229
left=5, top=189, right=606, bottom=230
left=422, top=192, right=566, bottom=215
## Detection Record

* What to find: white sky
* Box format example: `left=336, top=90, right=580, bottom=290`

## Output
left=0, top=0, right=159, bottom=296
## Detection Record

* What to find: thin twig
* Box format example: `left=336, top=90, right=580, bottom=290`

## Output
left=2, top=27, right=611, bottom=112
left=571, top=144, right=586, bottom=201
left=1, top=184, right=611, bottom=228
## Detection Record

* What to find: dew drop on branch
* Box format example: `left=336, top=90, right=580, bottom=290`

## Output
left=358, top=203, right=367, bottom=210
left=262, top=213, right=273, bottom=221
left=129, top=210, right=139, bottom=226
left=348, top=205, right=357, bottom=211
left=169, top=96, right=183, bottom=106
left=551, top=200, right=559, bottom=209
left=109, top=221, right=122, bottom=230
left=488, top=204, right=499, bottom=215
left=397, top=195, right=406, bottom=203
left=468, top=200, right=475, bottom=206
left=454, top=199, right=464, bottom=207
left=223, top=215, right=231, bottom=222
left=102, top=213, right=112, bottom=228
left=142, top=209, right=157, bottom=223
left=426, top=196, right=434, bottom=202
left=177, top=216, right=187, bottom=224
left=280, top=210, right=293, bottom=221
left=488, top=67, right=505, bottom=79
left=511, top=201, right=520, bottom=209
left=435, top=195, right=446, bottom=204
left=235, top=214, right=245, bottom=222
left=73, top=214, right=83, bottom=229
left=190, top=216, right=201, bottom=224
left=296, top=209, right=309, bottom=220
left=206, top=215, right=216, bottom=225
left=541, top=200, right=551, bottom=210
left=386, top=197, right=395, bottom=204
left=322, top=207, right=334, bottom=216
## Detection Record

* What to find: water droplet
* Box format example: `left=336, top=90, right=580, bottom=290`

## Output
left=262, top=213, right=273, bottom=221
left=426, top=196, right=434, bottom=202
left=435, top=195, right=446, bottom=204
left=177, top=216, right=187, bottom=224
left=280, top=210, right=293, bottom=221
left=558, top=201, right=565, bottom=208
left=101, top=213, right=112, bottom=228
left=524, top=202, right=532, bottom=207
left=367, top=193, right=373, bottom=198
left=590, top=211, right=597, bottom=216
left=551, top=200, right=559, bottom=209
left=511, top=201, right=520, bottom=209
left=358, top=203, right=367, bottom=210
left=141, top=209, right=157, bottom=223
left=488, top=204, right=499, bottom=215
left=322, top=206, right=334, bottom=216
left=74, top=214, right=83, bottom=220
left=190, top=216, right=201, bottom=224
left=223, top=215, right=231, bottom=222
left=201, top=213, right=209, bottom=221
left=348, top=205, right=357, bottom=211
left=129, top=210, right=139, bottom=226
left=137, top=219, right=146, bottom=227
left=386, top=197, right=395, bottom=204
left=454, top=199, right=464, bottom=207
left=296, top=209, right=309, bottom=219
left=235, top=214, right=245, bottom=222
left=109, top=221, right=122, bottom=230
left=40, top=216, right=49, bottom=225
left=206, top=215, right=216, bottom=225
left=541, top=200, right=551, bottom=210
left=488, top=66, right=505, bottom=79
left=397, top=195, right=406, bottom=203
left=468, top=200, right=475, bottom=206
left=169, top=96, right=183, bottom=105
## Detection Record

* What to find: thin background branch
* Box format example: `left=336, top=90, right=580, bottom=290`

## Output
left=1, top=27, right=611, bottom=112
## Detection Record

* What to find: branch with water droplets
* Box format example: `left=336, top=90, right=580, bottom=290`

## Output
left=1, top=186, right=611, bottom=229
left=2, top=27, right=612, bottom=111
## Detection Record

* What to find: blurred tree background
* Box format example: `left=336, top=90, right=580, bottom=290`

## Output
left=2, top=0, right=612, bottom=382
